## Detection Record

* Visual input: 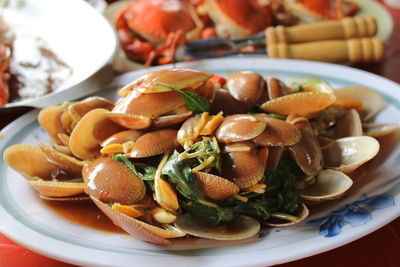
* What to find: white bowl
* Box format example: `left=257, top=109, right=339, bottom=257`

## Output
left=2, top=0, right=118, bottom=108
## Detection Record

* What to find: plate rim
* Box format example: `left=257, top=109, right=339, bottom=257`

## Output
left=0, top=58, right=399, bottom=267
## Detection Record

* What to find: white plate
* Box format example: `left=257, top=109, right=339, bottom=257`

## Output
left=2, top=0, right=117, bottom=108
left=0, top=58, right=399, bottom=267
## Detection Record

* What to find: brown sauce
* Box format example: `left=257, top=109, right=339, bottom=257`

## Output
left=42, top=199, right=127, bottom=234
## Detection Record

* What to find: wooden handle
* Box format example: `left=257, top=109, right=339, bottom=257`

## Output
left=266, top=16, right=377, bottom=45
left=267, top=38, right=384, bottom=63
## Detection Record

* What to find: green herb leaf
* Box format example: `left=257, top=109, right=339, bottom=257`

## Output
left=267, top=113, right=287, bottom=120
left=162, top=151, right=204, bottom=200
left=155, top=81, right=211, bottom=114
left=113, top=154, right=156, bottom=190
left=181, top=201, right=244, bottom=225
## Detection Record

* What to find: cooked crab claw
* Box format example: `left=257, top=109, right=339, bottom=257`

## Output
left=91, top=197, right=185, bottom=245
left=129, top=130, right=179, bottom=158
left=216, top=114, right=266, bottom=143
left=194, top=171, right=239, bottom=200
left=69, top=108, right=125, bottom=160
left=174, top=213, right=260, bottom=241
left=299, top=169, right=353, bottom=202
left=323, top=136, right=380, bottom=173
left=3, top=144, right=85, bottom=198
left=82, top=157, right=146, bottom=205
left=334, top=86, right=384, bottom=121
left=287, top=114, right=323, bottom=176
left=265, top=203, right=309, bottom=227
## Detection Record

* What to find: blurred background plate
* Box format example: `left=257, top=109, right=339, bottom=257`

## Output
left=105, top=0, right=394, bottom=73
left=2, top=0, right=118, bottom=109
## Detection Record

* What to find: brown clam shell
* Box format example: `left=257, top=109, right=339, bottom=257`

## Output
left=101, top=130, right=144, bottom=147
left=82, top=158, right=146, bottom=205
left=216, top=114, right=266, bottom=143
left=129, top=130, right=179, bottom=158
left=287, top=114, right=323, bottom=176
left=92, top=197, right=185, bottom=245
left=38, top=105, right=68, bottom=145
left=222, top=141, right=265, bottom=189
left=252, top=114, right=301, bottom=147
left=225, top=71, right=265, bottom=104
left=260, top=91, right=336, bottom=117
left=194, top=171, right=239, bottom=200
left=69, top=108, right=125, bottom=160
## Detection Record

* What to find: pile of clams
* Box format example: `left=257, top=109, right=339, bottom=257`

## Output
left=3, top=68, right=396, bottom=245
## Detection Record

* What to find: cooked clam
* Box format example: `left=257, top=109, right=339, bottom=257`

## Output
left=299, top=170, right=353, bottom=201
left=174, top=213, right=260, bottom=241
left=323, top=136, right=380, bottom=173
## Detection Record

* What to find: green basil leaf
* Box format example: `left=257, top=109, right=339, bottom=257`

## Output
left=155, top=81, right=211, bottom=114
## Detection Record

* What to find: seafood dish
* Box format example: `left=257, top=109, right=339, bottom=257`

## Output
left=3, top=68, right=397, bottom=245
left=111, top=0, right=360, bottom=67
left=0, top=16, right=71, bottom=106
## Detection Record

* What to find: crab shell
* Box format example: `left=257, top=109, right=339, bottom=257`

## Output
left=206, top=0, right=272, bottom=39
left=120, top=0, right=198, bottom=45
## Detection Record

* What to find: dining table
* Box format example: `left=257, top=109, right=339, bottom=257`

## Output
left=0, top=0, right=399, bottom=266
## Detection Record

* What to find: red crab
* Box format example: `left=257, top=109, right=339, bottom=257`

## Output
left=115, top=0, right=203, bottom=66
left=0, top=43, right=11, bottom=106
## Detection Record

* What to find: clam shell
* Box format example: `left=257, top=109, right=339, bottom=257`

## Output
left=299, top=169, right=353, bottom=201
left=323, top=136, right=380, bottom=173
left=129, top=130, right=179, bottom=158
left=194, top=171, right=239, bottom=200
left=252, top=114, right=300, bottom=147
left=287, top=114, right=323, bottom=176
left=3, top=144, right=57, bottom=180
left=152, top=111, right=193, bottom=128
left=266, top=77, right=291, bottom=100
left=101, top=130, right=144, bottom=147
left=92, top=197, right=185, bottom=245
left=211, top=88, right=250, bottom=115
left=216, top=114, right=266, bottom=143
left=29, top=180, right=85, bottom=197
left=69, top=96, right=114, bottom=129
left=363, top=123, right=398, bottom=138
left=39, top=143, right=85, bottom=175
left=266, top=203, right=309, bottom=227
left=69, top=108, right=125, bottom=160
left=174, top=214, right=260, bottom=241
left=122, top=69, right=212, bottom=94
left=39, top=194, right=90, bottom=202
left=335, top=86, right=384, bottom=121
left=38, top=105, right=68, bottom=144
left=225, top=71, right=265, bottom=104
left=222, top=141, right=265, bottom=189
left=260, top=91, right=336, bottom=117
left=335, top=109, right=363, bottom=138
left=82, top=158, right=146, bottom=205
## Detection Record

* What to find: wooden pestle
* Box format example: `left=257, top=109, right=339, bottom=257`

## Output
left=265, top=16, right=377, bottom=45
left=267, top=37, right=384, bottom=63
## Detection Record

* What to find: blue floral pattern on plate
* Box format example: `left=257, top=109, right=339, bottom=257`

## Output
left=307, top=194, right=395, bottom=237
